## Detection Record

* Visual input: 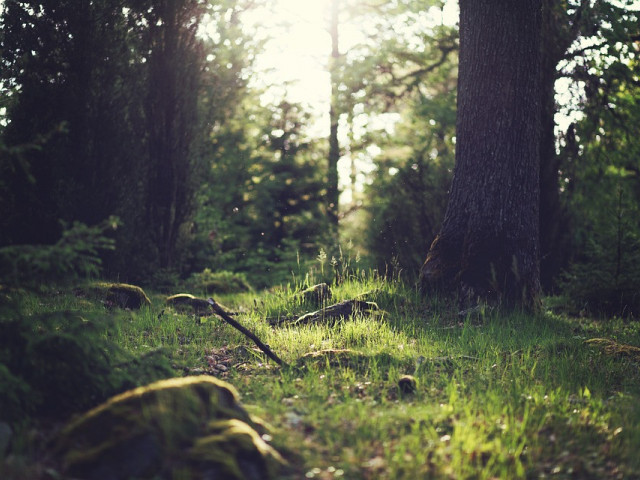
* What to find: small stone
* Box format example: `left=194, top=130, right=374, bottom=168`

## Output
left=398, top=375, right=417, bottom=394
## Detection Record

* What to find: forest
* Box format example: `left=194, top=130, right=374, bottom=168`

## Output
left=1, top=0, right=640, bottom=478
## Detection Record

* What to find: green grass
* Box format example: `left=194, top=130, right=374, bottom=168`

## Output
left=4, top=276, right=640, bottom=479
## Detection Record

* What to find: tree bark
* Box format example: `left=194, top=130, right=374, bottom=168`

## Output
left=420, top=0, right=542, bottom=310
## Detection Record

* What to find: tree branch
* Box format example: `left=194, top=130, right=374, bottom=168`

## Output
left=207, top=298, right=287, bottom=367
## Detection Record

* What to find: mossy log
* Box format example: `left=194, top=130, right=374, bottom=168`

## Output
left=585, top=338, right=640, bottom=360
left=292, top=299, right=379, bottom=326
left=54, top=376, right=283, bottom=480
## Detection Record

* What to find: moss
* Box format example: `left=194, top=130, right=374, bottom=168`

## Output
left=165, top=293, right=211, bottom=315
left=85, top=282, right=151, bottom=309
left=55, top=376, right=282, bottom=479
left=188, top=419, right=284, bottom=480
left=26, top=332, right=114, bottom=418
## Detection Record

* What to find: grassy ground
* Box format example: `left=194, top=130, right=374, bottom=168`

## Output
left=4, top=275, right=640, bottom=479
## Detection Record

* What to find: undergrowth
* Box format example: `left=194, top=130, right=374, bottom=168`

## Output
left=2, top=275, right=640, bottom=479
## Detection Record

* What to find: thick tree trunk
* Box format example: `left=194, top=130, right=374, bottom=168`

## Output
left=420, top=0, right=542, bottom=310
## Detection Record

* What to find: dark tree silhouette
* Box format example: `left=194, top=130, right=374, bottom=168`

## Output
left=420, top=0, right=542, bottom=310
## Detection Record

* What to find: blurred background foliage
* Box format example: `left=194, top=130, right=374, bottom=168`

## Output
left=1, top=0, right=639, bottom=315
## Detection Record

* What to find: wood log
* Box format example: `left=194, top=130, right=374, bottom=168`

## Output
left=293, top=299, right=379, bottom=326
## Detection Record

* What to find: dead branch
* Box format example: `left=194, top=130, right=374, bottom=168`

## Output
left=207, top=298, right=287, bottom=367
left=293, top=299, right=379, bottom=326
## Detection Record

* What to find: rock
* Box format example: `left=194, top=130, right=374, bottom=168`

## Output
left=166, top=293, right=212, bottom=315
left=54, top=376, right=283, bottom=480
left=398, top=375, right=417, bottom=394
left=83, top=282, right=152, bottom=309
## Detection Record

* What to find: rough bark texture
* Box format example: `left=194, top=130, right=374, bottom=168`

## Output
left=420, top=0, right=542, bottom=310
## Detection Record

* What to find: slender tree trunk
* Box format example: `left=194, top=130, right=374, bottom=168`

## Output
left=420, top=0, right=542, bottom=310
left=327, top=0, right=341, bottom=230
left=538, top=0, right=575, bottom=291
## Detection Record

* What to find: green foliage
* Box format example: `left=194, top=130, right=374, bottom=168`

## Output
left=187, top=269, right=252, bottom=294
left=0, top=217, right=117, bottom=288
left=360, top=72, right=456, bottom=276
left=556, top=15, right=640, bottom=314
left=0, top=300, right=175, bottom=427
left=187, top=98, right=331, bottom=288
left=0, top=0, right=258, bottom=283
left=4, top=275, right=640, bottom=477
left=561, top=187, right=640, bottom=317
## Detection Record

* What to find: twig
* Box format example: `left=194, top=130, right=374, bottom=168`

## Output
left=207, top=298, right=287, bottom=367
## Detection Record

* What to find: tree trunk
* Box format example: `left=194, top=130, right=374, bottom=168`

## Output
left=538, top=0, right=578, bottom=291
left=420, top=0, right=542, bottom=310
left=327, top=0, right=341, bottom=231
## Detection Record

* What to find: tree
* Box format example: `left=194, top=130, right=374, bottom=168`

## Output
left=139, top=0, right=207, bottom=272
left=538, top=0, right=640, bottom=291
left=420, top=0, right=542, bottom=309
left=0, top=0, right=145, bottom=249
left=327, top=0, right=341, bottom=231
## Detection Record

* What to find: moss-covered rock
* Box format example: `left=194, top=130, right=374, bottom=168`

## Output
left=165, top=293, right=211, bottom=315
left=54, top=376, right=283, bottom=480
left=85, top=282, right=151, bottom=309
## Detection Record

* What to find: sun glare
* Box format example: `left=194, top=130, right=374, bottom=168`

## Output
left=242, top=0, right=458, bottom=120
left=238, top=1, right=459, bottom=204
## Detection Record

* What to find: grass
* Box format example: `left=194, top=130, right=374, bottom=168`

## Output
left=3, top=275, right=640, bottom=479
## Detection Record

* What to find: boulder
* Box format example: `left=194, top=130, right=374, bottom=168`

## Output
left=166, top=293, right=211, bottom=315
left=54, top=376, right=282, bottom=480
left=84, top=282, right=152, bottom=309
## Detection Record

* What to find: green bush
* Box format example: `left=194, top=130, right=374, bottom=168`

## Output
left=187, top=269, right=252, bottom=294
left=560, top=236, right=640, bottom=318
left=0, top=311, right=175, bottom=426
left=0, top=218, right=117, bottom=288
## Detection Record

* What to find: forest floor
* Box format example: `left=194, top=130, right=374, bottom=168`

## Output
left=3, top=276, right=640, bottom=479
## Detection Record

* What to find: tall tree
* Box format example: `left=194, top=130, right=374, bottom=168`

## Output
left=327, top=0, right=341, bottom=232
left=0, top=0, right=146, bottom=249
left=420, top=0, right=542, bottom=309
left=140, top=0, right=206, bottom=271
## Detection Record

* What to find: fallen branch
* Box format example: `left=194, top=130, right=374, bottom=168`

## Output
left=293, top=300, right=379, bottom=326
left=207, top=298, right=287, bottom=367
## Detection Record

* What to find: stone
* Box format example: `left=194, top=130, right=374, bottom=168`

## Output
left=398, top=375, right=417, bottom=394
left=166, top=293, right=212, bottom=315
left=83, top=282, right=152, bottom=309
left=54, top=376, right=282, bottom=480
